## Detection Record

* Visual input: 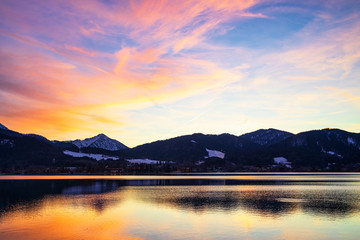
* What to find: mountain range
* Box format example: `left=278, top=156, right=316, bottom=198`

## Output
left=1, top=123, right=360, bottom=172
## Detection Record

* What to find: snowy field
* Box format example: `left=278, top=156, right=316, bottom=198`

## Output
left=126, top=159, right=159, bottom=164
left=63, top=150, right=119, bottom=161
left=205, top=149, right=225, bottom=159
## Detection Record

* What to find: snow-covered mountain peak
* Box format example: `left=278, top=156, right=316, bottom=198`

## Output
left=67, top=134, right=128, bottom=151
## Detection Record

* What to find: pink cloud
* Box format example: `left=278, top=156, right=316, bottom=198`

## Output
left=0, top=0, right=263, bottom=140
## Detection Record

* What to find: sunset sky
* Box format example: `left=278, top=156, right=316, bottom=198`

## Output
left=0, top=0, right=359, bottom=147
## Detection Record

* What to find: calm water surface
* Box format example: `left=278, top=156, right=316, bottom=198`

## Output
left=1, top=174, right=360, bottom=240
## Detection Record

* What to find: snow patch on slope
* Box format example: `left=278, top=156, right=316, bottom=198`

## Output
left=126, top=159, right=174, bottom=164
left=205, top=149, right=225, bottom=159
left=126, top=159, right=159, bottom=164
left=273, top=157, right=292, bottom=168
left=326, top=151, right=343, bottom=158
left=63, top=150, right=119, bottom=161
left=274, top=157, right=289, bottom=164
left=348, top=137, right=356, bottom=146
left=320, top=147, right=343, bottom=158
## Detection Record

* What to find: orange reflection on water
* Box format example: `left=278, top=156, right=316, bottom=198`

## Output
left=1, top=179, right=360, bottom=239
left=0, top=186, right=280, bottom=240
left=0, top=194, right=141, bottom=240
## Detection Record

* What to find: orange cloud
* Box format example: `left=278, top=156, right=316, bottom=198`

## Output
left=0, top=0, right=265, bottom=143
left=323, top=86, right=360, bottom=107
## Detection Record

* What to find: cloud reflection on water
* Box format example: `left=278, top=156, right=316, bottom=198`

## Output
left=1, top=176, right=360, bottom=239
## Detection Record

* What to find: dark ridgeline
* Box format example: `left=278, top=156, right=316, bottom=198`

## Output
left=0, top=126, right=64, bottom=169
left=240, top=128, right=294, bottom=146
left=1, top=123, right=360, bottom=173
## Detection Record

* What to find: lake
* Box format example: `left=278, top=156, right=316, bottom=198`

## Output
left=1, top=173, right=360, bottom=239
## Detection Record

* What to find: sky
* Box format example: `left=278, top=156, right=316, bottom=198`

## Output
left=0, top=0, right=360, bottom=147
